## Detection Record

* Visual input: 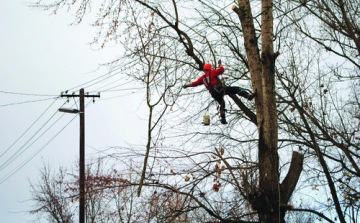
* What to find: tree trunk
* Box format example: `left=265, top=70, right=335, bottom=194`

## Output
left=233, top=0, right=285, bottom=222
left=258, top=0, right=281, bottom=222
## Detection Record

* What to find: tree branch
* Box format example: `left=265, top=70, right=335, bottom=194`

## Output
left=280, top=151, right=304, bottom=204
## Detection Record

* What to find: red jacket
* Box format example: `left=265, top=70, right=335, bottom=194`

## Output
left=190, top=66, right=224, bottom=89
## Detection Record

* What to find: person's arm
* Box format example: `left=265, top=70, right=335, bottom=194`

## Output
left=182, top=84, right=190, bottom=88
left=214, top=65, right=224, bottom=76
left=212, top=59, right=224, bottom=76
left=183, top=76, right=204, bottom=88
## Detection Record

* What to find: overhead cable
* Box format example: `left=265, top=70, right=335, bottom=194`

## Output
left=0, top=97, right=59, bottom=107
left=0, top=110, right=79, bottom=184
left=0, top=90, right=58, bottom=97
left=0, top=100, right=78, bottom=171
left=0, top=98, right=62, bottom=158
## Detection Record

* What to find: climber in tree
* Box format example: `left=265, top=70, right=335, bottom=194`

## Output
left=182, top=60, right=256, bottom=125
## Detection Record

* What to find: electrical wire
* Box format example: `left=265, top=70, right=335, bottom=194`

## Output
left=0, top=100, right=78, bottom=171
left=0, top=97, right=60, bottom=107
left=0, top=98, right=62, bottom=158
left=90, top=79, right=135, bottom=93
left=65, top=66, right=124, bottom=92
left=0, top=109, right=65, bottom=171
left=0, top=101, right=92, bottom=184
left=0, top=67, right=121, bottom=107
left=0, top=90, right=58, bottom=97
left=0, top=109, right=78, bottom=184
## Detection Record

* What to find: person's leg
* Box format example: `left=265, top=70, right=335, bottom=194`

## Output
left=224, top=86, right=256, bottom=101
left=224, top=86, right=241, bottom=95
left=211, top=91, right=227, bottom=124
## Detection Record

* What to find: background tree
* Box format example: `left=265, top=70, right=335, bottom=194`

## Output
left=274, top=0, right=360, bottom=222
left=30, top=165, right=74, bottom=223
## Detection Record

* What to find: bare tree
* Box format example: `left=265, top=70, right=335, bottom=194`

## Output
left=30, top=159, right=143, bottom=223
left=30, top=165, right=75, bottom=223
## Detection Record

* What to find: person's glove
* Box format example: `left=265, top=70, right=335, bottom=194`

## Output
left=183, top=84, right=189, bottom=89
left=218, top=59, right=222, bottom=65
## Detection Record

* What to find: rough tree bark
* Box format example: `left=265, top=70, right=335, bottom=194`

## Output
left=233, top=1, right=303, bottom=222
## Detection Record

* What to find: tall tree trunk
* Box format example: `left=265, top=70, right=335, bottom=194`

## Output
left=233, top=0, right=282, bottom=222
left=258, top=0, right=280, bottom=222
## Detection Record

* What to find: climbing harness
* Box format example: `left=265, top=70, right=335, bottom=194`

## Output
left=202, top=69, right=226, bottom=125
left=203, top=70, right=223, bottom=94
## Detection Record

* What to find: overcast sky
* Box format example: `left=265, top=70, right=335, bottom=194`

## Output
left=0, top=1, right=147, bottom=222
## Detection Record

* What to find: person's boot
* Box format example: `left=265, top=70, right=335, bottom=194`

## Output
left=238, top=90, right=256, bottom=101
left=246, top=92, right=257, bottom=101
left=220, top=113, right=227, bottom=125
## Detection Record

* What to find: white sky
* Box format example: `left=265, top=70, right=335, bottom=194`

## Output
left=0, top=1, right=147, bottom=222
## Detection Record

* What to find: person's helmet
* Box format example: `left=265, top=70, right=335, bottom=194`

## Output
left=204, top=63, right=212, bottom=70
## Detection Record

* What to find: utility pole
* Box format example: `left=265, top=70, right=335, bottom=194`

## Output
left=59, top=88, right=100, bottom=223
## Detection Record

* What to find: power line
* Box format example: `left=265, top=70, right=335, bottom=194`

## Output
left=0, top=107, right=81, bottom=184
left=81, top=70, right=128, bottom=92
left=0, top=97, right=59, bottom=107
left=0, top=110, right=65, bottom=171
left=0, top=100, right=78, bottom=171
left=0, top=100, right=92, bottom=184
left=95, top=80, right=139, bottom=92
left=0, top=90, right=58, bottom=97
left=65, top=66, right=124, bottom=92
left=0, top=75, right=111, bottom=172
left=90, top=78, right=135, bottom=92
left=0, top=98, right=62, bottom=158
